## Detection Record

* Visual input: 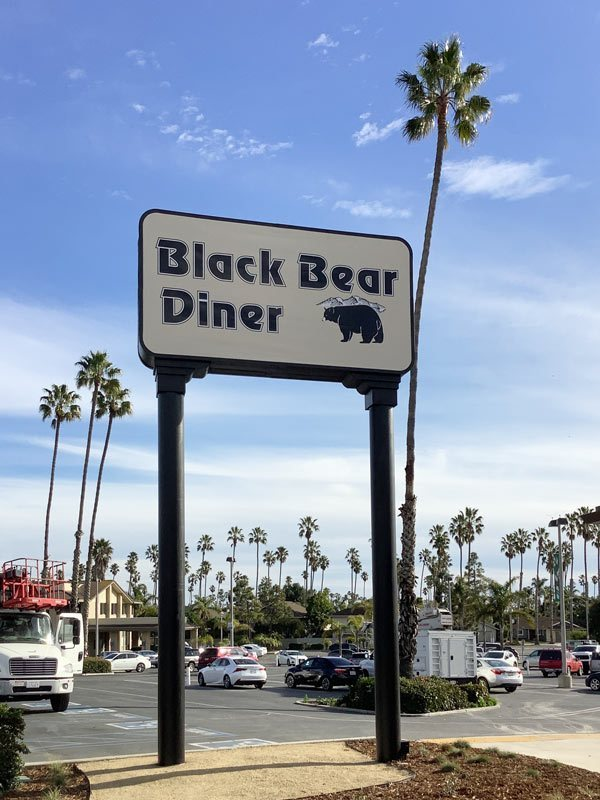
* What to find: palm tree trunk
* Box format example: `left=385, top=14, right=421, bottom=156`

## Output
left=71, top=387, right=99, bottom=609
left=584, top=541, right=589, bottom=637
left=508, top=559, right=512, bottom=586
left=550, top=572, right=555, bottom=643
left=256, top=544, right=259, bottom=598
left=419, top=561, right=425, bottom=598
left=320, top=568, right=325, bottom=593
left=400, top=110, right=447, bottom=672
left=519, top=553, right=524, bottom=593
left=43, top=420, right=61, bottom=574
left=82, top=414, right=113, bottom=653
left=278, top=560, right=283, bottom=590
left=535, top=551, right=541, bottom=644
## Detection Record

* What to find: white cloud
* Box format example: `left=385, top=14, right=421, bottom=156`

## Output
left=176, top=127, right=292, bottom=161
left=352, top=117, right=403, bottom=146
left=496, top=93, right=520, bottom=104
left=159, top=80, right=171, bottom=88
left=160, top=124, right=179, bottom=135
left=65, top=67, right=86, bottom=80
left=359, top=112, right=371, bottom=120
left=301, top=194, right=325, bottom=206
left=333, top=199, right=411, bottom=219
left=1, top=71, right=35, bottom=86
left=110, top=189, right=131, bottom=200
left=308, top=33, right=339, bottom=50
left=353, top=53, right=369, bottom=63
left=126, top=49, right=160, bottom=69
left=131, top=103, right=146, bottom=114
left=443, top=156, right=570, bottom=200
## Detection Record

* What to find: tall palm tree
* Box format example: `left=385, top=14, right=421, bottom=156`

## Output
left=360, top=570, right=369, bottom=599
left=81, top=381, right=132, bottom=641
left=576, top=507, right=595, bottom=637
left=564, top=512, right=578, bottom=630
left=124, top=551, right=139, bottom=596
left=318, top=554, right=329, bottom=592
left=449, top=513, right=467, bottom=579
left=500, top=533, right=517, bottom=585
left=187, top=572, right=197, bottom=605
left=145, top=544, right=159, bottom=601
left=305, top=539, right=321, bottom=592
left=428, top=524, right=451, bottom=604
left=262, top=549, right=276, bottom=583
left=215, top=570, right=226, bottom=604
left=345, top=547, right=361, bottom=599
left=461, top=508, right=483, bottom=583
left=70, top=351, right=120, bottom=608
left=418, top=548, right=432, bottom=598
left=542, top=541, right=558, bottom=643
left=532, top=527, right=548, bottom=643
left=298, top=516, right=319, bottom=597
left=91, top=537, right=113, bottom=654
left=196, top=534, right=214, bottom=598
left=275, top=546, right=289, bottom=589
left=199, top=561, right=211, bottom=598
left=396, top=36, right=490, bottom=677
left=512, top=528, right=532, bottom=593
left=39, top=384, right=81, bottom=574
left=109, top=563, right=119, bottom=579
left=249, top=527, right=268, bottom=596
left=227, top=526, right=244, bottom=563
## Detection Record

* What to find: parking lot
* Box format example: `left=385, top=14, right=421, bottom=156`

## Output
left=17, top=659, right=600, bottom=763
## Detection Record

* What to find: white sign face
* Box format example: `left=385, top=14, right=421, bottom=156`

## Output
left=139, top=210, right=413, bottom=381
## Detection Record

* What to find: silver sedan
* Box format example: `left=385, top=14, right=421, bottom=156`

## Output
left=276, top=649, right=307, bottom=667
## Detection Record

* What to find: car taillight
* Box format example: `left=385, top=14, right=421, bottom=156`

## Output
left=491, top=669, right=505, bottom=675
left=334, top=668, right=347, bottom=674
left=234, top=667, right=247, bottom=672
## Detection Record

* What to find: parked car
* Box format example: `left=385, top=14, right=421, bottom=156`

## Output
left=276, top=649, right=307, bottom=667
left=138, top=649, right=158, bottom=668
left=477, top=658, right=523, bottom=692
left=104, top=651, right=152, bottom=673
left=571, top=645, right=600, bottom=674
left=197, top=646, right=248, bottom=670
left=241, top=643, right=268, bottom=657
left=328, top=643, right=358, bottom=655
left=285, top=656, right=360, bottom=691
left=348, top=650, right=371, bottom=664
left=184, top=646, right=200, bottom=669
left=99, top=650, right=118, bottom=660
left=483, top=649, right=518, bottom=667
left=522, top=648, right=545, bottom=671
left=358, top=656, right=375, bottom=677
left=538, top=648, right=584, bottom=677
left=585, top=671, right=600, bottom=692
left=197, top=656, right=267, bottom=689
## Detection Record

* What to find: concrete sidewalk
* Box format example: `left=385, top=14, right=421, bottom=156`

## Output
left=432, top=733, right=600, bottom=774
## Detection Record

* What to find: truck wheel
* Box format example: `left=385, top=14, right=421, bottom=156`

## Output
left=136, top=663, right=146, bottom=673
left=50, top=694, right=70, bottom=712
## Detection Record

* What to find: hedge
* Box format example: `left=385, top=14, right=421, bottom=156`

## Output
left=83, top=656, right=112, bottom=674
left=340, top=676, right=496, bottom=713
left=0, top=704, right=27, bottom=794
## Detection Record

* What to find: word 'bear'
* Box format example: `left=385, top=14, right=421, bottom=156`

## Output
left=324, top=305, right=384, bottom=344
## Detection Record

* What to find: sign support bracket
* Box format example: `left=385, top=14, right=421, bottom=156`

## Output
left=154, top=359, right=208, bottom=766
left=345, top=373, right=404, bottom=762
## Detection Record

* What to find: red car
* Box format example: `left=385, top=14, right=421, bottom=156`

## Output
left=538, top=648, right=583, bottom=677
left=197, top=646, right=249, bottom=669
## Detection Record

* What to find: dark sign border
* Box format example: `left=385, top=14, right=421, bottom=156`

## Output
left=138, top=208, right=414, bottom=383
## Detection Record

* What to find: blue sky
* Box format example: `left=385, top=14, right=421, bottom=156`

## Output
left=1, top=1, right=599, bottom=598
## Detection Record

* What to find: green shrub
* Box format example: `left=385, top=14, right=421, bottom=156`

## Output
left=48, top=762, right=68, bottom=789
left=83, top=657, right=112, bottom=674
left=341, top=676, right=375, bottom=710
left=459, top=682, right=495, bottom=707
left=0, top=704, right=27, bottom=794
left=400, top=676, right=470, bottom=713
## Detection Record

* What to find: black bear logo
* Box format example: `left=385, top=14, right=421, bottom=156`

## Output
left=323, top=305, right=384, bottom=343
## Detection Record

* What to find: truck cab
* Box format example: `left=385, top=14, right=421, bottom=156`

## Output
left=0, top=558, right=84, bottom=711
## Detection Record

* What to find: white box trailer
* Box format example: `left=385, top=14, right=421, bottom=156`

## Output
left=413, top=629, right=476, bottom=683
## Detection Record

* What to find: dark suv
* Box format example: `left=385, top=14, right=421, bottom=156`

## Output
left=285, top=656, right=360, bottom=691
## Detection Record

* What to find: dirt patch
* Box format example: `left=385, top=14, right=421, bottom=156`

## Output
left=3, top=763, right=89, bottom=799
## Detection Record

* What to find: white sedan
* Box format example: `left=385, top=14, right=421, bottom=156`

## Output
left=276, top=649, right=307, bottom=667
left=197, top=656, right=267, bottom=689
left=358, top=657, right=375, bottom=677
left=477, top=657, right=523, bottom=692
left=483, top=649, right=518, bottom=667
left=104, top=651, right=152, bottom=673
left=241, top=643, right=268, bottom=657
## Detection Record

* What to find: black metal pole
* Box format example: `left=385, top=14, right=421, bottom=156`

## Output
left=155, top=360, right=200, bottom=766
left=345, top=374, right=402, bottom=763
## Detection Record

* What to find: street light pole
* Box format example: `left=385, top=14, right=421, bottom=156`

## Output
left=226, top=556, right=235, bottom=646
left=549, top=517, right=571, bottom=689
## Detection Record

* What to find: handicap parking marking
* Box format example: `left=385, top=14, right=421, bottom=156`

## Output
left=189, top=738, right=274, bottom=750
left=185, top=727, right=230, bottom=737
left=107, top=720, right=158, bottom=730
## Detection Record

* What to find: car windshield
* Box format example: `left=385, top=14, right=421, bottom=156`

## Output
left=287, top=651, right=302, bottom=655
left=574, top=646, right=595, bottom=652
left=485, top=651, right=505, bottom=658
left=0, top=612, right=53, bottom=644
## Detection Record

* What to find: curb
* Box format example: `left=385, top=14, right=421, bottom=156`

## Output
left=294, top=700, right=499, bottom=717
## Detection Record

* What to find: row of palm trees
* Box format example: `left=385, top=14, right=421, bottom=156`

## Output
left=39, top=350, right=132, bottom=646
